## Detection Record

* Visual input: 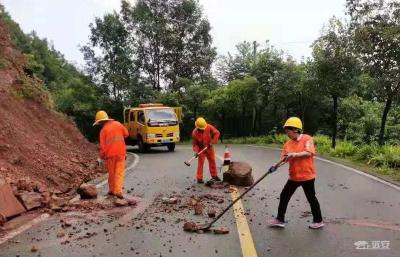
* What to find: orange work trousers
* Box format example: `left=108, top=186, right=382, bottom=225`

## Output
left=106, top=156, right=125, bottom=194
left=197, top=147, right=217, bottom=180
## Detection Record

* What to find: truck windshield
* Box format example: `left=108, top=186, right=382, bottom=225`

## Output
left=146, top=109, right=177, bottom=126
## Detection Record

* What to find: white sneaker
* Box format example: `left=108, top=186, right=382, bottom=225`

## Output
left=309, top=222, right=325, bottom=229
left=269, top=218, right=285, bottom=228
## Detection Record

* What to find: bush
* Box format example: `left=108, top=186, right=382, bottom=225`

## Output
left=273, top=134, right=288, bottom=145
left=313, top=135, right=331, bottom=154
left=331, top=141, right=358, bottom=158
left=355, top=144, right=381, bottom=161
left=369, top=145, right=400, bottom=169
left=13, top=76, right=54, bottom=110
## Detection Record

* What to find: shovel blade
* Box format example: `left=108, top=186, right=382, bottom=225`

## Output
left=184, top=161, right=191, bottom=166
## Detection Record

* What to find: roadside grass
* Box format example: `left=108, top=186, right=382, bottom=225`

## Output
left=221, top=135, right=400, bottom=184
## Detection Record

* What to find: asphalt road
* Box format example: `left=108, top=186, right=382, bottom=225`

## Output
left=0, top=144, right=399, bottom=257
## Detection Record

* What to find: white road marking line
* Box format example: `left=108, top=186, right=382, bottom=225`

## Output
left=248, top=145, right=400, bottom=191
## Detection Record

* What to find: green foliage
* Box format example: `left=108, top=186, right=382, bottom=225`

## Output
left=0, top=56, right=8, bottom=69
left=369, top=145, right=400, bottom=169
left=13, top=76, right=54, bottom=110
left=330, top=141, right=358, bottom=158
left=347, top=0, right=400, bottom=145
left=119, top=0, right=216, bottom=90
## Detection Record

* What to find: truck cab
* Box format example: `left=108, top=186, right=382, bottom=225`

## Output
left=123, top=103, right=181, bottom=152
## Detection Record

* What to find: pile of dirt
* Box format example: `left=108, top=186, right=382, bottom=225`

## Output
left=0, top=17, right=105, bottom=216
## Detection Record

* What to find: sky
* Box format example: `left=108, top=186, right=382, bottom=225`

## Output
left=1, top=0, right=347, bottom=67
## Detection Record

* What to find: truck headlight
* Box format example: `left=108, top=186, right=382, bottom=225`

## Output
left=173, top=132, right=179, bottom=137
left=147, top=133, right=156, bottom=139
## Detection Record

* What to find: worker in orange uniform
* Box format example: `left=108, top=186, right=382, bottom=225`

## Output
left=93, top=111, right=128, bottom=199
left=192, top=117, right=221, bottom=184
left=268, top=117, right=324, bottom=229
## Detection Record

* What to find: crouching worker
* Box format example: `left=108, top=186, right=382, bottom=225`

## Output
left=93, top=111, right=128, bottom=199
left=269, top=117, right=324, bottom=229
left=192, top=117, right=221, bottom=184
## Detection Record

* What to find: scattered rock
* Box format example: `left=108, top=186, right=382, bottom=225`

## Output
left=162, top=197, right=178, bottom=204
left=126, top=198, right=137, bottom=206
left=15, top=179, right=33, bottom=191
left=16, top=192, right=43, bottom=210
left=207, top=209, right=216, bottom=218
left=213, top=227, right=229, bottom=234
left=77, top=183, right=97, bottom=199
left=56, top=231, right=65, bottom=238
left=34, top=183, right=48, bottom=193
left=183, top=222, right=198, bottom=232
left=61, top=218, right=73, bottom=227
left=194, top=203, right=204, bottom=215
left=114, top=198, right=128, bottom=207
left=31, top=245, right=38, bottom=252
left=0, top=213, right=6, bottom=226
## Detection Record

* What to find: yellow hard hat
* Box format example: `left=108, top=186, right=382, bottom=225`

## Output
left=93, top=110, right=113, bottom=126
left=283, top=117, right=303, bottom=130
left=195, top=117, right=207, bottom=130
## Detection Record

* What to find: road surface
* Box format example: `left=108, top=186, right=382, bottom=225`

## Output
left=0, top=145, right=399, bottom=257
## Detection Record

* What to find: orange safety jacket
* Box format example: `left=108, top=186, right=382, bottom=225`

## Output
left=99, top=120, right=129, bottom=159
left=281, top=134, right=316, bottom=181
left=192, top=124, right=220, bottom=153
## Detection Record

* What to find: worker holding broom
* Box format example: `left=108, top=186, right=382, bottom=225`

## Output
left=269, top=117, right=324, bottom=229
left=93, top=111, right=128, bottom=199
left=192, top=117, right=221, bottom=184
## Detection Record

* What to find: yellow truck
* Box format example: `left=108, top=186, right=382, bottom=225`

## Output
left=123, top=103, right=181, bottom=152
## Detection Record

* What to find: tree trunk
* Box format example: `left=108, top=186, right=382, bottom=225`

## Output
left=241, top=105, right=246, bottom=137
left=251, top=107, right=256, bottom=136
left=331, top=95, right=338, bottom=149
left=378, top=94, right=393, bottom=145
left=193, top=106, right=197, bottom=123
left=257, top=106, right=263, bottom=135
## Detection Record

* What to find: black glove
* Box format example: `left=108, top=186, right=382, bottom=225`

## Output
left=268, top=166, right=277, bottom=174
left=194, top=152, right=199, bottom=158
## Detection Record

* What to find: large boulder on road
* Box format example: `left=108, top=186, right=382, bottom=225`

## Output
left=16, top=191, right=43, bottom=210
left=223, top=161, right=254, bottom=186
left=0, top=180, right=26, bottom=220
left=77, top=183, right=98, bottom=199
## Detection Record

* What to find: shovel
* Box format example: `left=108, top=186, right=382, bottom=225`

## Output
left=192, top=158, right=288, bottom=232
left=184, top=146, right=209, bottom=166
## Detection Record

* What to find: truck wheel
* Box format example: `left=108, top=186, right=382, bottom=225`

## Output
left=167, top=143, right=175, bottom=152
left=138, top=138, right=148, bottom=153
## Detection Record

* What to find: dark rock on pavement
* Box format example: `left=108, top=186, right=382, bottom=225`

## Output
left=77, top=183, right=97, bottom=199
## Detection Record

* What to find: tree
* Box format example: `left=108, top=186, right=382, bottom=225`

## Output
left=121, top=0, right=216, bottom=90
left=182, top=83, right=210, bottom=121
left=226, top=77, right=260, bottom=136
left=216, top=41, right=258, bottom=83
left=81, top=11, right=140, bottom=104
left=311, top=17, right=360, bottom=148
left=347, top=0, right=400, bottom=145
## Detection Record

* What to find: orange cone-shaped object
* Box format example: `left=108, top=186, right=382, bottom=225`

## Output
left=223, top=145, right=231, bottom=166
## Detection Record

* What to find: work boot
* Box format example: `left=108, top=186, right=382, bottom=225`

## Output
left=197, top=179, right=204, bottom=184
left=114, top=193, right=124, bottom=199
left=212, top=176, right=221, bottom=182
